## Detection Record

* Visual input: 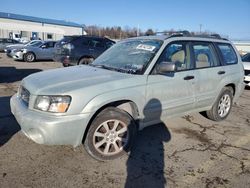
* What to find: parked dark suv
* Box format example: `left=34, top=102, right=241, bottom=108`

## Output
left=53, top=35, right=115, bottom=66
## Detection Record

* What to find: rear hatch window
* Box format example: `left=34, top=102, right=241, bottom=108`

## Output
left=56, top=36, right=78, bottom=47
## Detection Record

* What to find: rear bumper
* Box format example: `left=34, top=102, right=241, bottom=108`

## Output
left=53, top=54, right=77, bottom=66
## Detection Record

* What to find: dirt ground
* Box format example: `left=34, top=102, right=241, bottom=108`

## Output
left=0, top=53, right=250, bottom=188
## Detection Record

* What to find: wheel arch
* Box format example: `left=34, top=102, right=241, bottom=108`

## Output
left=78, top=55, right=95, bottom=64
left=81, top=100, right=139, bottom=144
left=24, top=51, right=36, bottom=61
left=225, top=83, right=235, bottom=96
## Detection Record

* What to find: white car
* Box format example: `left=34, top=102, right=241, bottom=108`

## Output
left=242, top=53, right=250, bottom=87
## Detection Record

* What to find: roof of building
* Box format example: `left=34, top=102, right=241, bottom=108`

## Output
left=0, top=12, right=83, bottom=28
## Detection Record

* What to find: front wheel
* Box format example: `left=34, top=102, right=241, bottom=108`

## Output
left=78, top=57, right=94, bottom=65
left=206, top=87, right=233, bottom=121
left=24, top=52, right=35, bottom=62
left=84, top=107, right=137, bottom=161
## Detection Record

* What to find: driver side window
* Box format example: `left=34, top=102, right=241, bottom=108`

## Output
left=157, top=42, right=191, bottom=71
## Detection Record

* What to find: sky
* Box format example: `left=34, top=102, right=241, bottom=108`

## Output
left=1, top=0, right=250, bottom=40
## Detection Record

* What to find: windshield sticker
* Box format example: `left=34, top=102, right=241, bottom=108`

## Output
left=136, top=44, right=156, bottom=51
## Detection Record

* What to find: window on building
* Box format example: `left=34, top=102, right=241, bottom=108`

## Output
left=21, top=31, right=28, bottom=37
left=47, top=34, right=53, bottom=40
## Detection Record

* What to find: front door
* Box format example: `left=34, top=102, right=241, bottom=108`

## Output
left=38, top=42, right=55, bottom=59
left=144, top=41, right=195, bottom=126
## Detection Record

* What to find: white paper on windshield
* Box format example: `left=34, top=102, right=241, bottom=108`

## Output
left=136, top=44, right=156, bottom=51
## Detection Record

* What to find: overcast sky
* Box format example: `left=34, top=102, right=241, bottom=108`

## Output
left=1, top=0, right=250, bottom=40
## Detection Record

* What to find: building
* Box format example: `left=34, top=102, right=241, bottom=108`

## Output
left=233, top=41, right=250, bottom=55
left=0, top=12, right=86, bottom=41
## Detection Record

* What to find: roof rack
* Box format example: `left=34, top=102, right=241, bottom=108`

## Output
left=156, top=30, right=228, bottom=40
left=156, top=30, right=191, bottom=37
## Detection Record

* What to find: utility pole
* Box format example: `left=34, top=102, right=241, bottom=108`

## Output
left=137, top=24, right=139, bottom=37
left=199, top=24, right=202, bottom=33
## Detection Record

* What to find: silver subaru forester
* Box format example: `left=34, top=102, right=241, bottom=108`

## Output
left=11, top=32, right=245, bottom=160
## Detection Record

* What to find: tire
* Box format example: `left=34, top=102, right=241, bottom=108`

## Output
left=84, top=107, right=137, bottom=161
left=78, top=57, right=94, bottom=65
left=62, top=63, right=69, bottom=67
left=206, top=87, right=233, bottom=121
left=24, top=52, right=35, bottom=62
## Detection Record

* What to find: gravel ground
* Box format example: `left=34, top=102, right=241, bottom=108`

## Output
left=0, top=53, right=250, bottom=188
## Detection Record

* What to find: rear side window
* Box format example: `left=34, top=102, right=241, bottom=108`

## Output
left=89, top=39, right=104, bottom=48
left=46, top=42, right=56, bottom=48
left=106, top=41, right=115, bottom=48
left=80, top=38, right=104, bottom=48
left=217, top=44, right=238, bottom=65
left=193, top=43, right=220, bottom=68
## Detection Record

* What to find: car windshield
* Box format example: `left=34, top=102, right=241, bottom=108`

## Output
left=92, top=39, right=163, bottom=74
left=29, top=41, right=43, bottom=47
left=58, top=36, right=76, bottom=45
left=25, top=40, right=40, bottom=46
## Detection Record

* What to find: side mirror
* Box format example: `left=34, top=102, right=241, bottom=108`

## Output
left=156, top=62, right=176, bottom=74
left=41, top=45, right=46, bottom=48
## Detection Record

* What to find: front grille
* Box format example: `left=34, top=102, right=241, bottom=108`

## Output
left=245, top=69, right=250, bottom=76
left=20, top=86, right=30, bottom=106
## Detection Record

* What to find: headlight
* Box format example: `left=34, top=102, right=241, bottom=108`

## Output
left=34, top=96, right=71, bottom=113
left=19, top=49, right=27, bottom=53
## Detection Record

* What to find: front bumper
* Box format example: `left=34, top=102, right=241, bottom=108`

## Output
left=244, top=75, right=250, bottom=87
left=12, top=51, right=24, bottom=60
left=10, top=94, right=90, bottom=147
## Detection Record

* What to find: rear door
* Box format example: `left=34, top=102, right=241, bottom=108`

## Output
left=191, top=41, right=225, bottom=109
left=145, top=41, right=195, bottom=124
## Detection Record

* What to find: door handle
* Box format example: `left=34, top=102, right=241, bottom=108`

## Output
left=218, top=71, right=225, bottom=75
left=183, top=75, right=195, bottom=80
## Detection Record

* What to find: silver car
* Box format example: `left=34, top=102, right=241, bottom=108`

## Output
left=242, top=53, right=250, bottom=87
left=4, top=40, right=42, bottom=57
left=12, top=41, right=56, bottom=62
left=11, top=32, right=244, bottom=160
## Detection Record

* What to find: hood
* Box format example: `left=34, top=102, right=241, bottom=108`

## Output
left=22, top=65, right=142, bottom=95
left=6, top=44, right=25, bottom=49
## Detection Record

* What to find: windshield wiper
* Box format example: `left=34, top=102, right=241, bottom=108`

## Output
left=90, top=64, right=140, bottom=74
left=90, top=64, right=118, bottom=71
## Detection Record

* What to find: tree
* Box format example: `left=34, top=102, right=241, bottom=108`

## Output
left=145, top=29, right=155, bottom=36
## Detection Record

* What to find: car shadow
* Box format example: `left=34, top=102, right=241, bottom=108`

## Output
left=125, top=98, right=171, bottom=188
left=0, top=66, right=42, bottom=83
left=0, top=96, right=20, bottom=146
